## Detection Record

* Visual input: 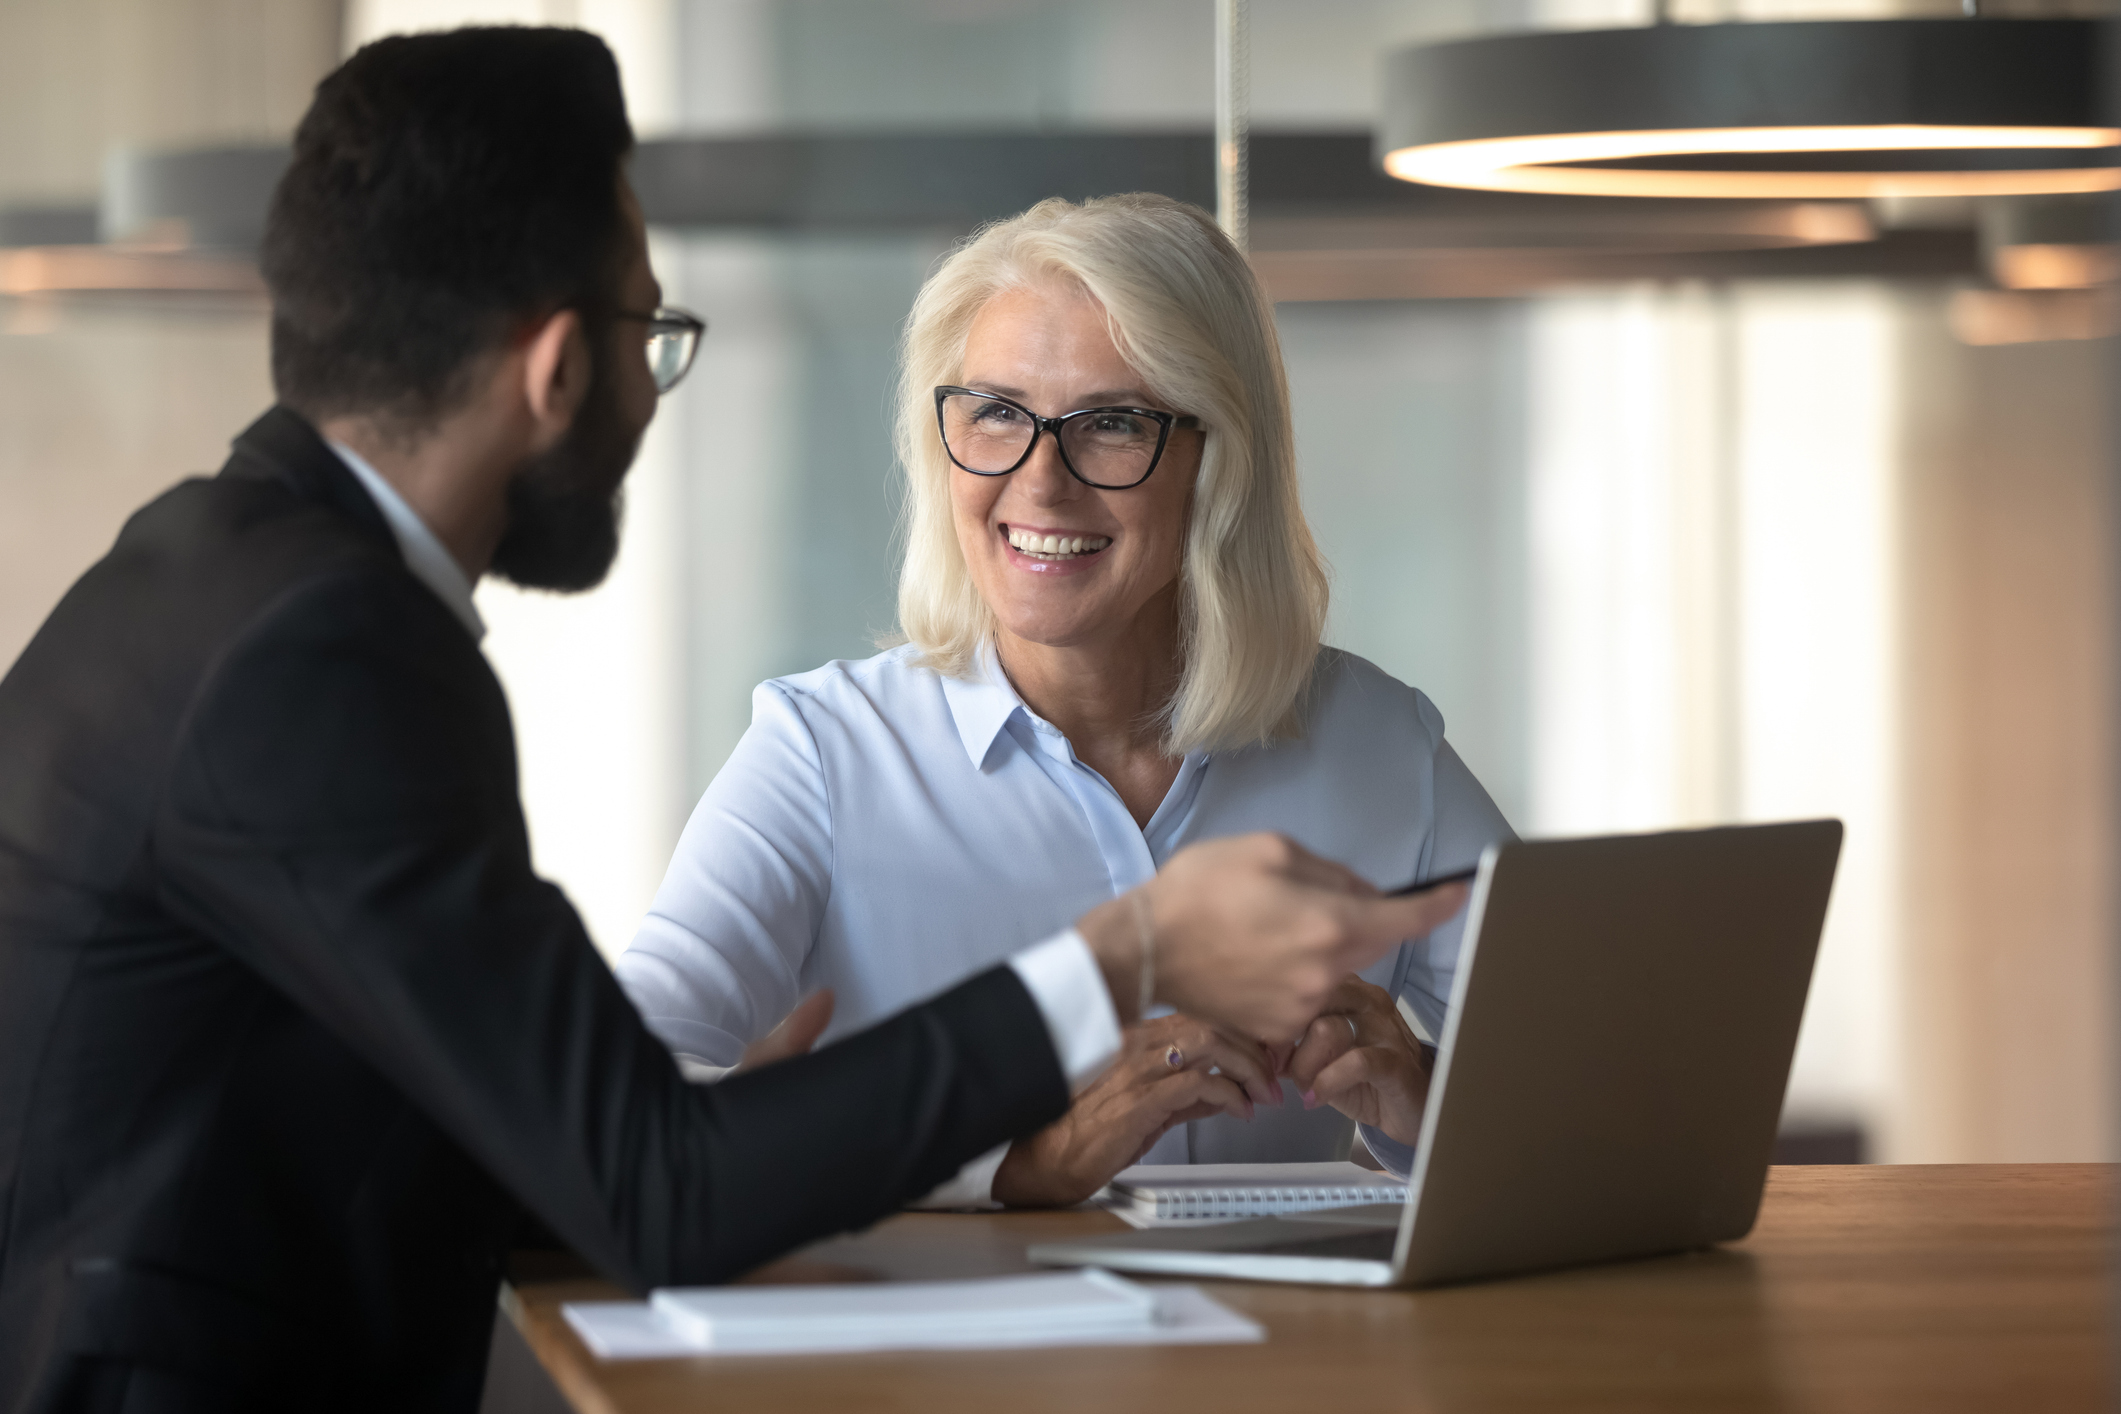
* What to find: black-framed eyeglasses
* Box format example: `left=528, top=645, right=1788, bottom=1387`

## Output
left=617, top=306, right=707, bottom=393
left=934, top=386, right=1203, bottom=491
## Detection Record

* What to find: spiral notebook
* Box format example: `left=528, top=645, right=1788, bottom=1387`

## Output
left=1107, top=1162, right=1406, bottom=1228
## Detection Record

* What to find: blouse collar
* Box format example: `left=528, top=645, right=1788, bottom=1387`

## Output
left=938, top=640, right=1028, bottom=770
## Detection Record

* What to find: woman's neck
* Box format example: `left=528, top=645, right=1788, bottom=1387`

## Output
left=995, top=593, right=1186, bottom=827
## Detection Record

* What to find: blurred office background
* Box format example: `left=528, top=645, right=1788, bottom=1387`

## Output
left=1, top=0, right=2110, bottom=1166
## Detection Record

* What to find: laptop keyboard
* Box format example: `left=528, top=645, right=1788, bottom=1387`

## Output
left=1248, top=1228, right=1398, bottom=1262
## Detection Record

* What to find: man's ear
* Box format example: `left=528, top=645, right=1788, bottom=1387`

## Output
left=521, top=308, right=590, bottom=452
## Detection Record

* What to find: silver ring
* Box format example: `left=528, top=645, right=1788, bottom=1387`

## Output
left=1344, top=1015, right=1359, bottom=1042
left=1165, top=1043, right=1185, bottom=1069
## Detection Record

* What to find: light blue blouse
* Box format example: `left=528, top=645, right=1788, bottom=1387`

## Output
left=617, top=642, right=1514, bottom=1185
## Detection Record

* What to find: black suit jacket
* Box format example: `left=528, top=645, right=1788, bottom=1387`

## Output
left=0, top=408, right=1069, bottom=1412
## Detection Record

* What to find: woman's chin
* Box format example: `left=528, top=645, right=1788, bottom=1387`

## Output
left=990, top=609, right=1122, bottom=654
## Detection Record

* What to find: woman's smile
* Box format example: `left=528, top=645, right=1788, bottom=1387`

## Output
left=1002, top=522, right=1114, bottom=573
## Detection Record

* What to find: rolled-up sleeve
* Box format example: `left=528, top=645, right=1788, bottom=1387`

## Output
left=617, top=684, right=833, bottom=1067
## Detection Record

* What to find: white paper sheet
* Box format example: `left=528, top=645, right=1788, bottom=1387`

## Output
left=562, top=1280, right=1263, bottom=1361
left=652, top=1268, right=1154, bottom=1350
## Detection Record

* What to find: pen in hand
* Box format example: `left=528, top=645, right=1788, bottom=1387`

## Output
left=1385, top=864, right=1478, bottom=898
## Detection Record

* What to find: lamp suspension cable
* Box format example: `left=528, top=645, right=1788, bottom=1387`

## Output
left=1215, top=0, right=1249, bottom=252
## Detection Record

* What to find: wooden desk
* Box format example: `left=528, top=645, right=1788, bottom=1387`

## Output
left=508, top=1164, right=2112, bottom=1413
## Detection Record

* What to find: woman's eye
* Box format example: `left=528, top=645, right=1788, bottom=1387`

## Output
left=971, top=401, right=1025, bottom=426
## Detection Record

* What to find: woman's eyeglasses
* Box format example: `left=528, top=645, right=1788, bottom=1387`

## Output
left=616, top=306, right=707, bottom=394
left=934, top=386, right=1202, bottom=491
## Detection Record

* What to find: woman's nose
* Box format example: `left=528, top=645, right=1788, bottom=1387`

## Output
left=1014, top=433, right=1080, bottom=503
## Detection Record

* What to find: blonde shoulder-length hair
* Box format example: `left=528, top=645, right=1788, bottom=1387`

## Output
left=893, top=192, right=1329, bottom=755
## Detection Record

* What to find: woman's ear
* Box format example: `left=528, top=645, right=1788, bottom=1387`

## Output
left=521, top=308, right=589, bottom=452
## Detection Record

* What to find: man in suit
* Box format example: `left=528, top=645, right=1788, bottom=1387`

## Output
left=0, top=27, right=1466, bottom=1413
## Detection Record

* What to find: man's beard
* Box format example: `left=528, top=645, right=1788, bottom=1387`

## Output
left=489, top=364, right=638, bottom=593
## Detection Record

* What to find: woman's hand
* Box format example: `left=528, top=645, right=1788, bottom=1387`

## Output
left=1283, top=976, right=1431, bottom=1148
left=735, top=990, right=836, bottom=1071
left=991, top=1013, right=1280, bottom=1208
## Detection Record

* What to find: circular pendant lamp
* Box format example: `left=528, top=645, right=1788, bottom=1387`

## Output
left=1380, top=19, right=2117, bottom=199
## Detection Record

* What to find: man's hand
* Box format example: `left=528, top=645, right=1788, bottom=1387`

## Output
left=991, top=1013, right=1280, bottom=1208
left=1076, top=834, right=1469, bottom=1045
left=737, top=990, right=836, bottom=1071
left=1284, top=976, right=1431, bottom=1147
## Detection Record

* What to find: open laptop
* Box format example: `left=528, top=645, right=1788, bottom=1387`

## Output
left=1029, top=819, right=1843, bottom=1289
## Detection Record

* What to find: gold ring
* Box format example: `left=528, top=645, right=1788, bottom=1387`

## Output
left=1164, top=1044, right=1185, bottom=1069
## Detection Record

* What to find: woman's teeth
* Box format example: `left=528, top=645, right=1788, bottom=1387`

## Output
left=1006, top=527, right=1111, bottom=560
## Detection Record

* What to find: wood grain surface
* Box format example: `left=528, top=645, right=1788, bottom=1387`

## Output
left=507, top=1164, right=2113, bottom=1413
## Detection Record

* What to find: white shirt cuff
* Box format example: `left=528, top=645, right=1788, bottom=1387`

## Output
left=906, top=1142, right=1010, bottom=1209
left=1008, top=927, right=1122, bottom=1093
left=675, top=1055, right=736, bottom=1084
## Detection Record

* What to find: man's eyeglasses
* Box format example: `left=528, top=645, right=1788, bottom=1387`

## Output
left=934, top=386, right=1202, bottom=491
left=617, top=306, right=707, bottom=394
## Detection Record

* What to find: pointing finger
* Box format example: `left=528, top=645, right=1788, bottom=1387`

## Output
left=1334, top=883, right=1468, bottom=971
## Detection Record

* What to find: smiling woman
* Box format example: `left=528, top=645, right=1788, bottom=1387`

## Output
left=934, top=281, right=1212, bottom=824
left=899, top=195, right=1326, bottom=760
left=616, top=193, right=1514, bottom=1208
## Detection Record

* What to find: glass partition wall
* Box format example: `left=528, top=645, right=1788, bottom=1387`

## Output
left=3, top=0, right=2109, bottom=1168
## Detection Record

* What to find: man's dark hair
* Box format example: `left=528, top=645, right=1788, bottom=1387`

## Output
left=262, top=27, right=635, bottom=433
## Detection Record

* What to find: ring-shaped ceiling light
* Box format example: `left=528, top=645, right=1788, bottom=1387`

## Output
left=1380, top=20, right=2117, bottom=199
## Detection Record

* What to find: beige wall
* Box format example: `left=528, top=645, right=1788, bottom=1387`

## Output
left=0, top=302, right=275, bottom=668
left=0, top=0, right=338, bottom=671
left=0, top=0, right=339, bottom=206
left=1898, top=307, right=2118, bottom=1162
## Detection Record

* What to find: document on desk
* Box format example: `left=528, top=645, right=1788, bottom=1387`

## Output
left=561, top=1268, right=1264, bottom=1360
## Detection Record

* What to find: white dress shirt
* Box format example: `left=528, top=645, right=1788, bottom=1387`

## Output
left=618, top=642, right=1515, bottom=1198
left=325, top=440, right=1124, bottom=1115
left=328, top=440, right=486, bottom=641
